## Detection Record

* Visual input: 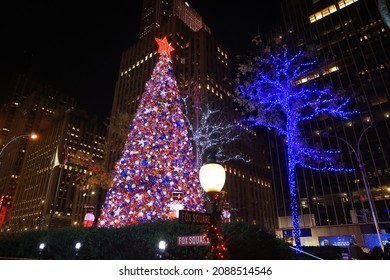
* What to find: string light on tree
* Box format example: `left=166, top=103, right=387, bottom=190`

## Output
left=235, top=39, right=356, bottom=250
left=98, top=36, right=205, bottom=227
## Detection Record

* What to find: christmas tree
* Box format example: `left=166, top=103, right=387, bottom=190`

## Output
left=98, top=37, right=205, bottom=227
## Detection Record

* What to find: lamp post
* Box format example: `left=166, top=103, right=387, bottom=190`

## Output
left=0, top=132, right=38, bottom=159
left=199, top=158, right=226, bottom=259
left=324, top=121, right=384, bottom=252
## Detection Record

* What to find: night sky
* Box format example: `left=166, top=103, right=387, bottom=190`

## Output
left=0, top=0, right=282, bottom=122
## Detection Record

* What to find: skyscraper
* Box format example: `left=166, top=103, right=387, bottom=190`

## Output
left=8, top=108, right=107, bottom=231
left=0, top=75, right=108, bottom=232
left=0, top=76, right=76, bottom=230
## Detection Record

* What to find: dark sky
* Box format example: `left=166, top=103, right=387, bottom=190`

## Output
left=0, top=0, right=282, bottom=122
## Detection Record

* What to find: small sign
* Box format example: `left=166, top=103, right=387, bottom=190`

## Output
left=177, top=234, right=210, bottom=246
left=178, top=210, right=211, bottom=225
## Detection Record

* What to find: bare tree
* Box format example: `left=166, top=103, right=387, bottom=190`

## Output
left=70, top=150, right=112, bottom=190
left=180, top=80, right=250, bottom=169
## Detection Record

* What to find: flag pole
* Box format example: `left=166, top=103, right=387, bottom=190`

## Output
left=41, top=162, right=53, bottom=229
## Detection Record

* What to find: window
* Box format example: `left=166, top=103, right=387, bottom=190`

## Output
left=338, top=0, right=358, bottom=9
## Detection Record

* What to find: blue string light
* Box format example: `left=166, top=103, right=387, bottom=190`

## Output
left=236, top=46, right=357, bottom=251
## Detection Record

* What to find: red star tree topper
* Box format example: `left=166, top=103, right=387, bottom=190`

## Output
left=155, top=36, right=174, bottom=57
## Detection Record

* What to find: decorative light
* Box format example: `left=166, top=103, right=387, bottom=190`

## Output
left=235, top=46, right=356, bottom=251
left=158, top=240, right=167, bottom=252
left=75, top=242, right=82, bottom=250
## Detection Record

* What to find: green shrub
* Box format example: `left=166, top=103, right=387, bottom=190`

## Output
left=0, top=221, right=294, bottom=260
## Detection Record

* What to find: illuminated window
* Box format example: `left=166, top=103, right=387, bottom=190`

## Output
left=296, top=65, right=338, bottom=84
left=309, top=2, right=356, bottom=23
left=338, top=0, right=358, bottom=9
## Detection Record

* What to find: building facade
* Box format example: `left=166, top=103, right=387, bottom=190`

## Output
left=0, top=76, right=107, bottom=232
left=8, top=108, right=107, bottom=231
left=0, top=76, right=76, bottom=230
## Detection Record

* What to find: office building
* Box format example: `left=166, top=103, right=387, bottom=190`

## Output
left=0, top=75, right=107, bottom=231
left=8, top=108, right=106, bottom=231
left=0, top=76, right=75, bottom=230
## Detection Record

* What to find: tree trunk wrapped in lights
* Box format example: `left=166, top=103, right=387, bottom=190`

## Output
left=235, top=37, right=357, bottom=250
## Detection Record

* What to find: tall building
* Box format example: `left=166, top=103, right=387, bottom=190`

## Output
left=105, top=0, right=276, bottom=227
left=8, top=108, right=106, bottom=231
left=0, top=76, right=75, bottom=230
left=269, top=0, right=390, bottom=247
left=0, top=76, right=107, bottom=232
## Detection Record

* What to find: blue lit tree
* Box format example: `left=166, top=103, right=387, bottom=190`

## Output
left=379, top=0, right=390, bottom=29
left=235, top=38, right=356, bottom=250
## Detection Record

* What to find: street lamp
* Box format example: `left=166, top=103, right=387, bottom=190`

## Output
left=199, top=161, right=226, bottom=213
left=199, top=158, right=227, bottom=259
left=0, top=132, right=38, bottom=158
left=324, top=121, right=384, bottom=252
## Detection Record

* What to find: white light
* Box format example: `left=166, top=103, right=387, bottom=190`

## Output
left=75, top=242, right=82, bottom=250
left=158, top=240, right=167, bottom=251
left=199, top=163, right=226, bottom=193
left=39, top=243, right=45, bottom=250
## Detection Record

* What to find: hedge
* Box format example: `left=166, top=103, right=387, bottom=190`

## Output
left=0, top=221, right=305, bottom=260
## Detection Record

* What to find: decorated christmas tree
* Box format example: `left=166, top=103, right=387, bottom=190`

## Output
left=98, top=37, right=205, bottom=228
